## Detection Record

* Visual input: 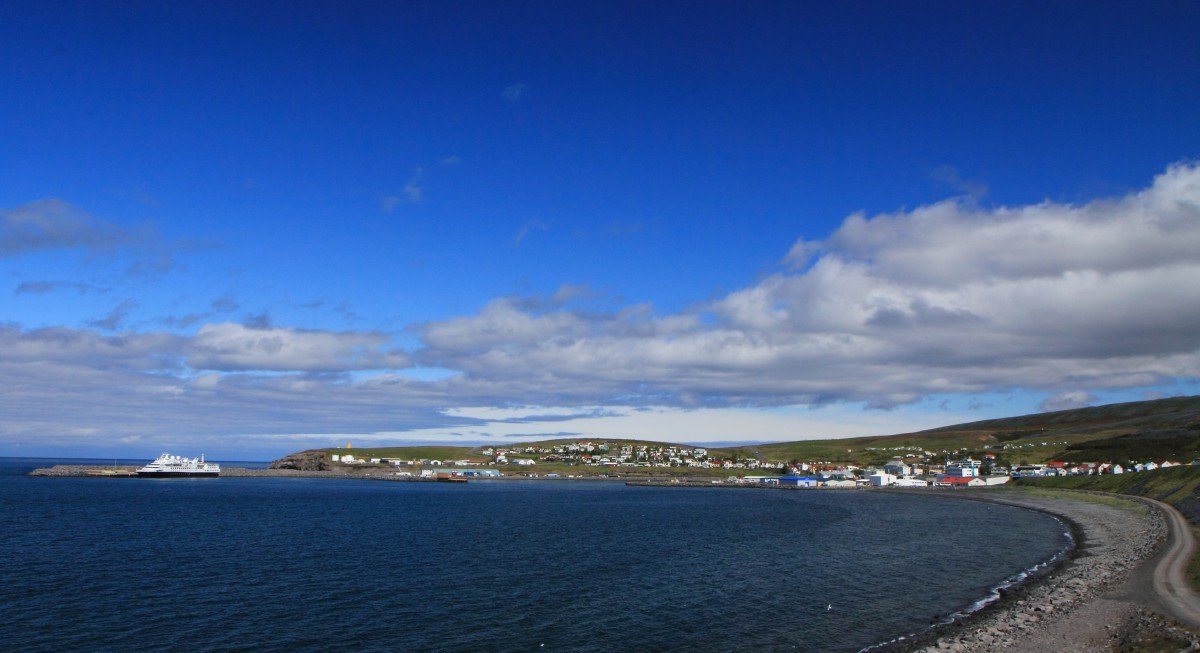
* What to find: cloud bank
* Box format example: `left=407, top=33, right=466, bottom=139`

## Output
left=3, top=164, right=1199, bottom=449
left=419, top=163, right=1200, bottom=408
left=187, top=323, right=410, bottom=372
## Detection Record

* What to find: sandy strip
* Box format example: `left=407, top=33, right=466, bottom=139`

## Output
left=897, top=488, right=1184, bottom=653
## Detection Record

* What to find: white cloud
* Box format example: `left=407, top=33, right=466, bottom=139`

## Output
left=930, top=165, right=989, bottom=199
left=187, top=323, right=409, bottom=372
left=381, top=195, right=402, bottom=213
left=5, top=164, right=1200, bottom=453
left=403, top=167, right=424, bottom=202
left=14, top=280, right=108, bottom=295
left=190, top=373, right=220, bottom=390
left=1, top=199, right=134, bottom=256
left=502, top=83, right=527, bottom=102
left=0, top=200, right=177, bottom=272
left=0, top=325, right=182, bottom=370
left=419, top=163, right=1200, bottom=408
left=327, top=403, right=968, bottom=445
left=88, top=299, right=138, bottom=331
left=1038, top=390, right=1097, bottom=412
left=381, top=168, right=425, bottom=212
left=513, top=219, right=548, bottom=247
left=819, top=163, right=1200, bottom=286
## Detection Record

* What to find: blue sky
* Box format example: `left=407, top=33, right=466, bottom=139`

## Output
left=2, top=1, right=1199, bottom=459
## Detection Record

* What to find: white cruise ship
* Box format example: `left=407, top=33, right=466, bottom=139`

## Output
left=136, top=453, right=221, bottom=478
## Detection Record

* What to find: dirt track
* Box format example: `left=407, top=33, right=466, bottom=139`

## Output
left=1145, top=496, right=1200, bottom=628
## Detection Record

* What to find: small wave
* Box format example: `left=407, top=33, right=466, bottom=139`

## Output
left=858, top=516, right=1074, bottom=653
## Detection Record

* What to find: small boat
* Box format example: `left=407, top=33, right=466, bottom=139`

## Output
left=136, top=453, right=220, bottom=478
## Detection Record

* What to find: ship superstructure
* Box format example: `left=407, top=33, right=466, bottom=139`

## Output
left=136, top=453, right=220, bottom=478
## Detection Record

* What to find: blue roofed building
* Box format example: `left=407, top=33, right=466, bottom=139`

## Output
left=778, top=476, right=821, bottom=488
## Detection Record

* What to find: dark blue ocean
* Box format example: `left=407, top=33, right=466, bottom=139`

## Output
left=0, top=458, right=1069, bottom=652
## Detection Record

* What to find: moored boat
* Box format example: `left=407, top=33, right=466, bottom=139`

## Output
left=136, top=453, right=220, bottom=478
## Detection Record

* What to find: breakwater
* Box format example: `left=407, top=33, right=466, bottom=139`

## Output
left=26, top=464, right=414, bottom=479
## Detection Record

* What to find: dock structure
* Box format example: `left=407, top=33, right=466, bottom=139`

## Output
left=30, top=465, right=138, bottom=477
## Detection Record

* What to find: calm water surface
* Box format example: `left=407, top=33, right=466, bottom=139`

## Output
left=0, top=458, right=1068, bottom=652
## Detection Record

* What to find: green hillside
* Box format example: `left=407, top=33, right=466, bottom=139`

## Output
left=1056, top=429, right=1200, bottom=464
left=323, top=445, right=478, bottom=461
left=925, top=395, right=1200, bottom=435
left=746, top=395, right=1200, bottom=466
left=321, top=438, right=734, bottom=462
left=1019, top=464, right=1200, bottom=521
left=280, top=395, right=1200, bottom=470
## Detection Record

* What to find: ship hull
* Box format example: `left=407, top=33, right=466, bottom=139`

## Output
left=136, top=471, right=220, bottom=478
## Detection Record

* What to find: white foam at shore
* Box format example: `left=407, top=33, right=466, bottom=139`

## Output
left=857, top=515, right=1075, bottom=653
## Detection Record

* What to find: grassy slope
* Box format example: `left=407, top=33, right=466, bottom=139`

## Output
left=325, top=446, right=479, bottom=461
left=1019, top=464, right=1200, bottom=521
left=291, top=395, right=1200, bottom=469
left=746, top=395, right=1200, bottom=466
left=316, top=439, right=741, bottom=477
left=321, top=438, right=737, bottom=462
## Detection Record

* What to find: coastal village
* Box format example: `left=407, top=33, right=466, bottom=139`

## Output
left=325, top=439, right=1193, bottom=488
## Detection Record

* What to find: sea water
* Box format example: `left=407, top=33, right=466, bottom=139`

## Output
left=0, top=458, right=1068, bottom=652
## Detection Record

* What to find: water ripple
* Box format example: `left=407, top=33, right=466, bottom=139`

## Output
left=0, top=467, right=1068, bottom=652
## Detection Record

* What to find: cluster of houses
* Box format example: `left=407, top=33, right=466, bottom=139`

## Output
left=734, top=454, right=1198, bottom=489
left=480, top=442, right=741, bottom=469
left=991, top=440, right=1071, bottom=451
left=328, top=440, right=1196, bottom=487
left=332, top=442, right=726, bottom=469
left=1010, top=459, right=1190, bottom=477
left=734, top=457, right=1011, bottom=489
left=330, top=452, right=539, bottom=467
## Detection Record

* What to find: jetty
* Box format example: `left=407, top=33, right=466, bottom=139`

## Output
left=29, top=465, right=138, bottom=477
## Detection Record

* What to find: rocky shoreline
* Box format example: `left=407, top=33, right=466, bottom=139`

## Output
left=891, top=489, right=1193, bottom=653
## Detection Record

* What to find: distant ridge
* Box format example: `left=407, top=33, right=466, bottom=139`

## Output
left=272, top=395, right=1200, bottom=468
left=923, top=395, right=1200, bottom=435
left=744, top=395, right=1200, bottom=465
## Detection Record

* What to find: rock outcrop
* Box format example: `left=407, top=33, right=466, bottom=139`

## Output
left=268, top=449, right=331, bottom=471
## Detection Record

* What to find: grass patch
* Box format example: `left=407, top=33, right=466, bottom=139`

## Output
left=996, top=485, right=1148, bottom=513
left=325, top=446, right=477, bottom=461
left=1018, top=465, right=1200, bottom=515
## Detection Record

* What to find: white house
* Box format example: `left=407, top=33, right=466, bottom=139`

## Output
left=869, top=472, right=897, bottom=487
